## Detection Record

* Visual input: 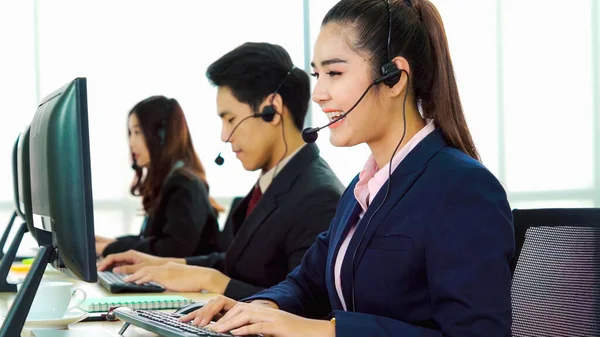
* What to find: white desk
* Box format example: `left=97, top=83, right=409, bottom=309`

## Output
left=0, top=266, right=218, bottom=336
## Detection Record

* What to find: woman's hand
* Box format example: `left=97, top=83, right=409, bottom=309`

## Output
left=180, top=296, right=240, bottom=327
left=95, top=235, right=114, bottom=243
left=94, top=236, right=116, bottom=257
left=181, top=297, right=334, bottom=337
left=180, top=296, right=279, bottom=327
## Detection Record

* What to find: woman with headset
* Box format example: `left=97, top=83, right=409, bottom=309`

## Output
left=95, top=96, right=223, bottom=258
left=181, top=0, right=513, bottom=336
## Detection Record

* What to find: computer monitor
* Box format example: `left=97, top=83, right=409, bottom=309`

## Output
left=0, top=77, right=98, bottom=336
left=0, top=135, right=26, bottom=261
left=0, top=131, right=37, bottom=293
left=12, top=134, right=25, bottom=220
left=14, top=129, right=42, bottom=257
left=28, top=77, right=96, bottom=280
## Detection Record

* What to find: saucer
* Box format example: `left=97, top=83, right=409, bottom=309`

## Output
left=23, top=309, right=89, bottom=329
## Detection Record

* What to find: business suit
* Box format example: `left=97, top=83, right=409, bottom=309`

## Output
left=102, top=170, right=221, bottom=258
left=247, top=129, right=515, bottom=337
left=186, top=143, right=344, bottom=300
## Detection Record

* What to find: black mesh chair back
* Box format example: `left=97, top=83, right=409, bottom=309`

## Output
left=511, top=208, right=600, bottom=337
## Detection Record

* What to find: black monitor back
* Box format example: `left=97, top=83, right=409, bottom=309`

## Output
left=17, top=128, right=36, bottom=240
left=12, top=134, right=26, bottom=220
left=28, top=77, right=96, bottom=282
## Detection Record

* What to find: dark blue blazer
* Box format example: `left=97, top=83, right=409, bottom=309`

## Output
left=246, top=129, right=514, bottom=337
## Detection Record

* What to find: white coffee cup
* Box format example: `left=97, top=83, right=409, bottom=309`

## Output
left=16, top=281, right=87, bottom=320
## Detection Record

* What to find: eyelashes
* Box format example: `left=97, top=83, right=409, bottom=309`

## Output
left=310, top=71, right=342, bottom=79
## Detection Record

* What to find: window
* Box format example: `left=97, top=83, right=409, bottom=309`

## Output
left=5, top=0, right=305, bottom=237
left=0, top=1, right=598, bottom=245
left=307, top=0, right=600, bottom=209
left=0, top=0, right=36, bottom=204
left=502, top=0, right=594, bottom=193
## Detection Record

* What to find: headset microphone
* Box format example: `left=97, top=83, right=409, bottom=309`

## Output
left=301, top=68, right=400, bottom=144
left=214, top=109, right=276, bottom=166
left=300, top=127, right=320, bottom=144
left=214, top=153, right=225, bottom=166
left=131, top=158, right=140, bottom=170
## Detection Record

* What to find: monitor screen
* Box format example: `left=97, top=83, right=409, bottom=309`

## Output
left=27, top=77, right=97, bottom=282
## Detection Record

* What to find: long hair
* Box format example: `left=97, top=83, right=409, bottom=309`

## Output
left=128, top=95, right=224, bottom=214
left=323, top=0, right=480, bottom=160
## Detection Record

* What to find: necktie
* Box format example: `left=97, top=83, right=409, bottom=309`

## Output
left=245, top=184, right=262, bottom=219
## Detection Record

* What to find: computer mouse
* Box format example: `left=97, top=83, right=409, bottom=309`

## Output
left=173, top=301, right=206, bottom=315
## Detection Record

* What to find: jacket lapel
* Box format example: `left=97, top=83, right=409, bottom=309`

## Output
left=224, top=144, right=321, bottom=272
left=326, top=187, right=361, bottom=310
left=338, top=129, right=449, bottom=310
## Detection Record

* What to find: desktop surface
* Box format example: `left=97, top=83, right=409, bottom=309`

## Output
left=0, top=265, right=218, bottom=337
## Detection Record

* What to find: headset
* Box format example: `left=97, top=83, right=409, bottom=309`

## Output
left=157, top=98, right=174, bottom=149
left=214, top=67, right=295, bottom=166
left=157, top=119, right=167, bottom=148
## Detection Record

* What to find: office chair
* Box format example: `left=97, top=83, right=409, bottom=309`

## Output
left=511, top=208, right=600, bottom=336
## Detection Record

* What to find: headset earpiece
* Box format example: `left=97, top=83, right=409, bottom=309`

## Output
left=256, top=66, right=294, bottom=123
left=158, top=98, right=174, bottom=148
left=379, top=62, right=402, bottom=88
left=158, top=119, right=166, bottom=148
left=258, top=105, right=276, bottom=122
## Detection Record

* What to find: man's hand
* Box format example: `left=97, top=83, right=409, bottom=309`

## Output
left=97, top=249, right=183, bottom=273
left=122, top=262, right=231, bottom=294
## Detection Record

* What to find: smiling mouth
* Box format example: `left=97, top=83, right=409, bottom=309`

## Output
left=325, top=111, right=346, bottom=125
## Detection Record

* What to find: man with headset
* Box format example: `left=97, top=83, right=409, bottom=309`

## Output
left=98, top=42, right=345, bottom=300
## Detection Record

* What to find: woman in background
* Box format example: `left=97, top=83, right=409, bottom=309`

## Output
left=95, top=95, right=223, bottom=258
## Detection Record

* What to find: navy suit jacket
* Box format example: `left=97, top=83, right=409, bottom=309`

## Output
left=246, top=129, right=515, bottom=337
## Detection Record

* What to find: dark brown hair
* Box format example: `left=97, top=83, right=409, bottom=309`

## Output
left=206, top=42, right=310, bottom=131
left=129, top=96, right=224, bottom=214
left=323, top=0, right=480, bottom=160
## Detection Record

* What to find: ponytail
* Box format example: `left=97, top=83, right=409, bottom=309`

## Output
left=414, top=0, right=480, bottom=161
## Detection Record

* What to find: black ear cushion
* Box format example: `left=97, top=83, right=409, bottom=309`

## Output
left=158, top=126, right=166, bottom=147
left=259, top=105, right=276, bottom=122
left=380, top=62, right=401, bottom=88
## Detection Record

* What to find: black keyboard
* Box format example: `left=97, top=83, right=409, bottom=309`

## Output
left=114, top=308, right=260, bottom=337
left=98, top=271, right=165, bottom=293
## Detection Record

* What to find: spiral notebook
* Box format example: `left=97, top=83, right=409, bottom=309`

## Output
left=80, top=295, right=193, bottom=312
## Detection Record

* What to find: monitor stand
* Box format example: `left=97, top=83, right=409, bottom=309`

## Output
left=0, top=221, right=28, bottom=293
left=0, top=245, right=55, bottom=337
left=0, top=212, right=17, bottom=260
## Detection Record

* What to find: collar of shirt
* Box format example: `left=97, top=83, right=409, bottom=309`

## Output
left=354, top=119, right=436, bottom=213
left=258, top=144, right=306, bottom=193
